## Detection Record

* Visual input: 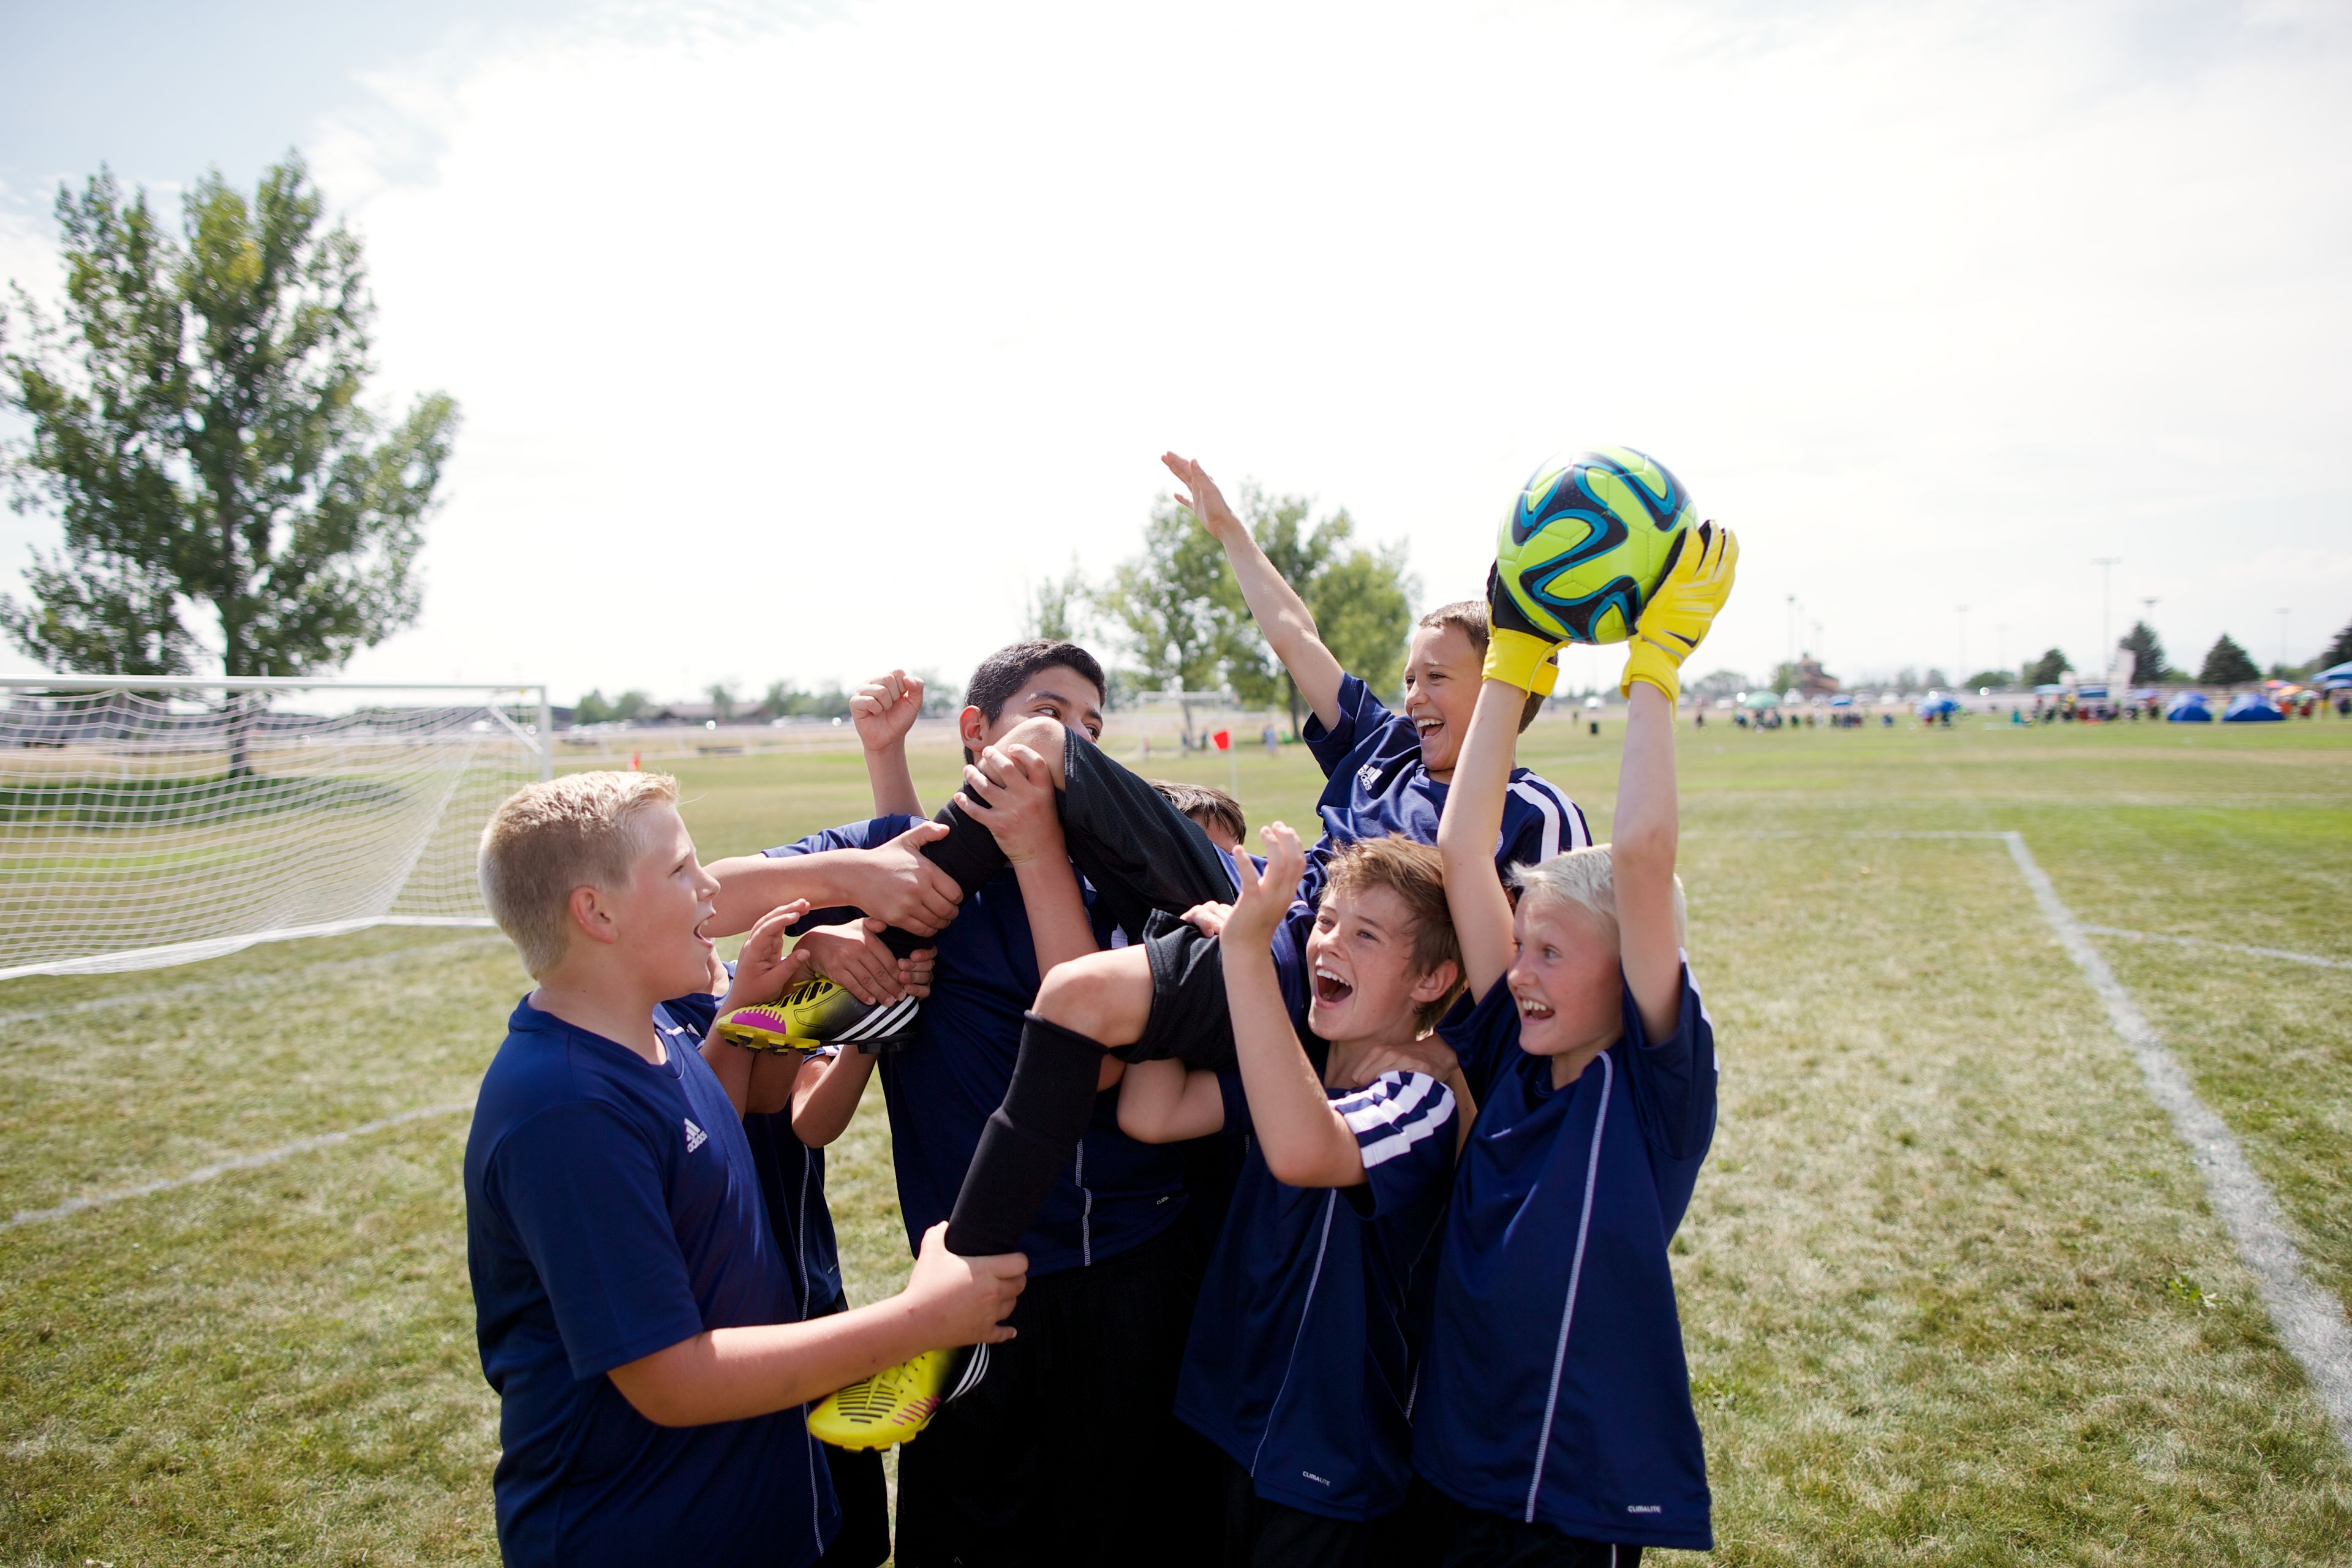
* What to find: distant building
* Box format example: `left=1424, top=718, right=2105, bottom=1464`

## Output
left=1794, top=654, right=1840, bottom=696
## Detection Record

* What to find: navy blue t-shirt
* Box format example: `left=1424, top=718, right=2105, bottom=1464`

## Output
left=1300, top=673, right=1588, bottom=913
left=765, top=817, right=1187, bottom=1276
left=1412, top=965, right=1717, bottom=1551
left=1177, top=1061, right=1457, bottom=1521
left=745, top=1074, right=846, bottom=1317
left=465, top=995, right=837, bottom=1568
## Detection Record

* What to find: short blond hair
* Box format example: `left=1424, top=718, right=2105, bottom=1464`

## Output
left=478, top=771, right=680, bottom=975
left=1510, top=843, right=1687, bottom=949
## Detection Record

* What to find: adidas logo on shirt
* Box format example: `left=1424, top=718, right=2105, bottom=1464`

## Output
left=1357, top=761, right=1384, bottom=791
left=683, top=1117, right=707, bottom=1153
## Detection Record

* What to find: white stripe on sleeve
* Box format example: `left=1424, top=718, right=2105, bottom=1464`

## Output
left=1334, top=1072, right=1458, bottom=1169
left=1507, top=779, right=1566, bottom=862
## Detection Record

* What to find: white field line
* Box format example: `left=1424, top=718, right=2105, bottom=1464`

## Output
left=2079, top=925, right=2352, bottom=973
left=2002, top=831, right=2352, bottom=1456
left=0, top=934, right=508, bottom=1030
left=1, top=1101, right=474, bottom=1232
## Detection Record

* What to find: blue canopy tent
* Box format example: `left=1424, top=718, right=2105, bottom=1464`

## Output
left=1916, top=695, right=1961, bottom=718
left=2317, top=660, right=2352, bottom=690
left=2165, top=691, right=2212, bottom=722
left=2223, top=692, right=2284, bottom=723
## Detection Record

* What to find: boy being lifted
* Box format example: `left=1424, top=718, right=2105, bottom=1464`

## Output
left=1414, top=522, right=1738, bottom=1563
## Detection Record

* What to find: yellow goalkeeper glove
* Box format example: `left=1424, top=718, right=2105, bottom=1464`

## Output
left=1621, top=522, right=1739, bottom=706
left=1480, top=564, right=1563, bottom=695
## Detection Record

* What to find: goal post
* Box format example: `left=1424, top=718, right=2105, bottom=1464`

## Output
left=0, top=676, right=551, bottom=980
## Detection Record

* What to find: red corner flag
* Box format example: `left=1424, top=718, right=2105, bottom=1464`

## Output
left=1212, top=729, right=1231, bottom=752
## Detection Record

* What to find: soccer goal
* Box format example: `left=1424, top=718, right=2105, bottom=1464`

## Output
left=0, top=676, right=550, bottom=980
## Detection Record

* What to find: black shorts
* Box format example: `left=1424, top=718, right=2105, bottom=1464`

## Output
left=1401, top=1480, right=1644, bottom=1568
left=1118, top=913, right=1239, bottom=1071
left=1055, top=729, right=1236, bottom=943
left=893, top=1222, right=1221, bottom=1567
left=1221, top=1453, right=1408, bottom=1568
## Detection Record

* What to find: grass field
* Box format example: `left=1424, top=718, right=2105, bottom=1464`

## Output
left=4, top=715, right=2351, bottom=1564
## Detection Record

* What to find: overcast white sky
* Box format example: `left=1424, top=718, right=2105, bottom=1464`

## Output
left=4, top=0, right=2348, bottom=703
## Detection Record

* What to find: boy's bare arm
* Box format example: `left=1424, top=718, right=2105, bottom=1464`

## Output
left=1223, top=829, right=1368, bottom=1189
left=851, top=669, right=927, bottom=817
left=962, top=739, right=1096, bottom=974
left=1115, top=1059, right=1226, bottom=1144
left=699, top=902, right=815, bottom=1117
left=1436, top=680, right=1525, bottom=1000
left=1615, top=521, right=1736, bottom=1039
left=790, top=1047, right=879, bottom=1147
left=607, top=1222, right=1023, bottom=1426
left=706, top=819, right=961, bottom=938
left=1163, top=453, right=1346, bottom=731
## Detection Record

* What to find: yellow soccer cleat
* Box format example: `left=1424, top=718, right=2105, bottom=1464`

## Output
left=809, top=1344, right=989, bottom=1451
left=715, top=977, right=921, bottom=1055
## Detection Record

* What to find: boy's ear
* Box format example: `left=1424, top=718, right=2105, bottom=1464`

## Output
left=1411, top=957, right=1461, bottom=1004
left=957, top=704, right=987, bottom=753
left=567, top=884, right=623, bottom=947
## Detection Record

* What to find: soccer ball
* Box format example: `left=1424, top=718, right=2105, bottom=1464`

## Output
left=1496, top=447, right=1696, bottom=644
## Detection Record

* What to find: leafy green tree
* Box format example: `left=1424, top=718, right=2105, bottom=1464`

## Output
left=2021, top=648, right=2073, bottom=685
left=1692, top=669, right=1746, bottom=700
left=1022, top=559, right=1087, bottom=643
left=2321, top=618, right=2352, bottom=669
left=1, top=157, right=458, bottom=679
left=706, top=680, right=737, bottom=722
left=2198, top=633, right=2259, bottom=686
left=1097, top=496, right=1229, bottom=741
left=609, top=690, right=649, bottom=723
left=576, top=689, right=611, bottom=725
left=1962, top=669, right=2015, bottom=689
left=2120, top=620, right=2171, bottom=684
left=1206, top=483, right=1412, bottom=737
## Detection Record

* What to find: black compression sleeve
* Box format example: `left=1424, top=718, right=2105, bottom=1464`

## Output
left=943, top=1014, right=1107, bottom=1256
left=877, top=794, right=1009, bottom=959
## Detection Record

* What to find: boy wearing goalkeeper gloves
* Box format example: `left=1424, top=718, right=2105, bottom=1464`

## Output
left=463, top=772, right=1024, bottom=1568
left=1414, top=522, right=1736, bottom=1564
left=1118, top=828, right=1463, bottom=1567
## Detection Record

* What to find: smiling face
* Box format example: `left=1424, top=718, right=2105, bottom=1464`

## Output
left=601, top=804, right=722, bottom=1001
left=961, top=663, right=1106, bottom=756
left=1305, top=881, right=1457, bottom=1047
left=1401, top=621, right=1485, bottom=780
left=1506, top=894, right=1626, bottom=1079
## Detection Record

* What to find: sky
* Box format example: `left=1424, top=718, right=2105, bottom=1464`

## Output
left=3, top=0, right=2348, bottom=704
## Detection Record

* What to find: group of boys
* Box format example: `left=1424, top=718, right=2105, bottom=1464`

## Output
left=463, top=452, right=1739, bottom=1567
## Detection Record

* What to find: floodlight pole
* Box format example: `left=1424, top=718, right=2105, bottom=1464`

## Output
left=2093, top=557, right=2121, bottom=668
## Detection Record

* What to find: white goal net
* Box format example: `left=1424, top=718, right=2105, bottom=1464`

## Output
left=0, top=677, right=549, bottom=980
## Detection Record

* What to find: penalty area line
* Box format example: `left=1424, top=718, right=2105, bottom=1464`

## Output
left=2003, top=831, right=2352, bottom=1457
left=2079, top=925, right=2352, bottom=973
left=2, top=1101, right=473, bottom=1232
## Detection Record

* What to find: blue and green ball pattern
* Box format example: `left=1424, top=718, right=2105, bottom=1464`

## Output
left=1497, top=446, right=1694, bottom=644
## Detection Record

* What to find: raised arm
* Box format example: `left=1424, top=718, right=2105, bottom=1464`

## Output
left=790, top=1046, right=880, bottom=1146
left=1223, top=827, right=1370, bottom=1188
left=851, top=669, right=927, bottom=817
left=1163, top=453, right=1345, bottom=731
left=1614, top=521, right=1737, bottom=1038
left=1435, top=679, right=1526, bottom=1001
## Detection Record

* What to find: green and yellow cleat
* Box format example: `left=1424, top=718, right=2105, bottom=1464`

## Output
left=809, top=1344, right=989, bottom=1451
left=715, top=978, right=921, bottom=1055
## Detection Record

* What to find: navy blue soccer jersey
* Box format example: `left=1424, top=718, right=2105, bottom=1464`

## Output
left=766, top=817, right=1187, bottom=1277
left=1297, top=673, right=1588, bottom=915
left=465, top=996, right=837, bottom=1568
left=1413, top=965, right=1718, bottom=1552
left=1176, top=1063, right=1458, bottom=1523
